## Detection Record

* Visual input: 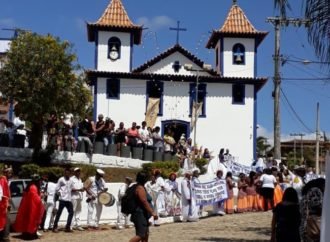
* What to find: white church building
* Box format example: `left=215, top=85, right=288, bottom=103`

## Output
left=86, top=0, right=268, bottom=166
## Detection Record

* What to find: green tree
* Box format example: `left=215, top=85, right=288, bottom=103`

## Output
left=274, top=0, right=330, bottom=64
left=0, top=32, right=91, bottom=155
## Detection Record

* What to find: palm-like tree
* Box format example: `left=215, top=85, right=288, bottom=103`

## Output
left=274, top=0, right=330, bottom=64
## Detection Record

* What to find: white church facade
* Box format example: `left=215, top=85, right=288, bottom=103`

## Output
left=86, top=0, right=268, bottom=166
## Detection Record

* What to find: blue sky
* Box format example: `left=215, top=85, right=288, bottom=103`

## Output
left=1, top=0, right=329, bottom=144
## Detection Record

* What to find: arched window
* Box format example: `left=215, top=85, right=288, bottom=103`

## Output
left=108, top=37, right=121, bottom=60
left=232, top=43, right=245, bottom=65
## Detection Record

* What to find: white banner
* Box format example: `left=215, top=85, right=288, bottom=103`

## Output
left=193, top=179, right=228, bottom=206
left=228, top=160, right=251, bottom=176
left=145, top=98, right=160, bottom=128
left=190, top=101, right=203, bottom=132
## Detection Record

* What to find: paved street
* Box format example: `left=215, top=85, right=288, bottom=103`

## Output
left=11, top=211, right=272, bottom=242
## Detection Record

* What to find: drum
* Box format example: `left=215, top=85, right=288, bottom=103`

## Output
left=98, top=192, right=115, bottom=207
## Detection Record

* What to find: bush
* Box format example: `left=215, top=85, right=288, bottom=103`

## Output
left=195, top=158, right=209, bottom=175
left=19, top=163, right=41, bottom=178
left=0, top=163, right=4, bottom=174
left=142, top=161, right=180, bottom=179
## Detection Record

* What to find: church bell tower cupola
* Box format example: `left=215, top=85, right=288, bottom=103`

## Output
left=206, top=1, right=268, bottom=78
left=87, top=0, right=143, bottom=73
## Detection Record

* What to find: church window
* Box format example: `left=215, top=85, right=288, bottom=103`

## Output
left=172, top=61, right=181, bottom=73
left=106, top=79, right=120, bottom=99
left=189, top=83, right=206, bottom=117
left=108, top=37, right=121, bottom=60
left=146, top=81, right=164, bottom=116
left=232, top=84, right=245, bottom=104
left=232, top=43, right=245, bottom=65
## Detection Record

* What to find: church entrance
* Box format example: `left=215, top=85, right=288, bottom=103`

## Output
left=161, top=120, right=190, bottom=143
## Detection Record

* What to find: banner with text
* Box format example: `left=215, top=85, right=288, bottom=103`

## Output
left=228, top=160, right=252, bottom=176
left=193, top=179, right=228, bottom=206
left=145, top=98, right=160, bottom=128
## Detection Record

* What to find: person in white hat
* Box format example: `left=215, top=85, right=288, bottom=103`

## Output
left=84, top=169, right=107, bottom=229
left=70, top=167, right=85, bottom=231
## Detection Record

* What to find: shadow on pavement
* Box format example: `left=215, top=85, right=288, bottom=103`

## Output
left=240, top=226, right=271, bottom=237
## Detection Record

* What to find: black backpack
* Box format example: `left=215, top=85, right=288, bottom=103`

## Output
left=121, top=184, right=138, bottom=215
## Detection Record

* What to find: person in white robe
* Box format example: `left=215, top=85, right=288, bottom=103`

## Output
left=164, top=173, right=181, bottom=216
left=153, top=170, right=166, bottom=225
left=116, top=177, right=133, bottom=229
left=181, top=169, right=199, bottom=222
left=212, top=170, right=226, bottom=216
left=191, top=168, right=202, bottom=219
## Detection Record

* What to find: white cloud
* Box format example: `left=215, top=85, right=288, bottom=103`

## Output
left=0, top=18, right=16, bottom=28
left=136, top=15, right=175, bottom=31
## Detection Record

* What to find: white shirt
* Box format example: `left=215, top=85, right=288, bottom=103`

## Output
left=181, top=178, right=191, bottom=200
left=118, top=183, right=128, bottom=201
left=86, top=176, right=106, bottom=197
left=13, top=117, right=25, bottom=128
left=260, top=174, right=277, bottom=188
left=139, top=128, right=149, bottom=144
left=155, top=176, right=165, bottom=193
left=46, top=182, right=56, bottom=204
left=71, top=176, right=84, bottom=200
left=56, top=177, right=74, bottom=202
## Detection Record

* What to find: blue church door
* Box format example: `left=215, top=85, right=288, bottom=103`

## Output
left=161, top=120, right=190, bottom=143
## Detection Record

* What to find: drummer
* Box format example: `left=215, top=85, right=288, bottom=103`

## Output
left=84, top=169, right=108, bottom=229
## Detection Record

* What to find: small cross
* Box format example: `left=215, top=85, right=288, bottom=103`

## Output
left=169, top=21, right=187, bottom=45
left=233, top=0, right=238, bottom=5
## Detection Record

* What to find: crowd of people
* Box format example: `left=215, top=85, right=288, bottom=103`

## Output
left=0, top=155, right=325, bottom=242
left=0, top=115, right=28, bottom=148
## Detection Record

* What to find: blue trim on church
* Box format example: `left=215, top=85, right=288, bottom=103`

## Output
left=220, top=38, right=224, bottom=75
left=253, top=86, right=257, bottom=161
left=254, top=41, right=258, bottom=78
left=189, top=83, right=207, bottom=117
left=130, top=33, right=133, bottom=71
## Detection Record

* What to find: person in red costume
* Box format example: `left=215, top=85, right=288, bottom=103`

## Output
left=0, top=165, right=12, bottom=242
left=14, top=174, right=45, bottom=240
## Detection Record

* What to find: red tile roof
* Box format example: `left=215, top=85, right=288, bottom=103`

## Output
left=87, top=0, right=142, bottom=44
left=206, top=3, right=268, bottom=48
left=96, top=0, right=136, bottom=27
left=220, top=4, right=260, bottom=34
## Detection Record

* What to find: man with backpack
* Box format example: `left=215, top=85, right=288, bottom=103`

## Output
left=116, top=177, right=133, bottom=229
left=122, top=172, right=158, bottom=242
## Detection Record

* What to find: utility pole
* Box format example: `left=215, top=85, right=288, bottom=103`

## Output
left=266, top=17, right=311, bottom=161
left=316, top=102, right=320, bottom=174
left=290, top=133, right=297, bottom=163
left=290, top=133, right=305, bottom=165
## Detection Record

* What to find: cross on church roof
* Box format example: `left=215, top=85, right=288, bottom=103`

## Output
left=169, top=21, right=187, bottom=45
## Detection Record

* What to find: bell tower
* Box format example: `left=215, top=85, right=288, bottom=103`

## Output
left=87, top=0, right=143, bottom=73
left=206, top=1, right=268, bottom=78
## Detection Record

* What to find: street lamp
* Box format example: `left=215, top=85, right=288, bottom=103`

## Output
left=183, top=63, right=212, bottom=148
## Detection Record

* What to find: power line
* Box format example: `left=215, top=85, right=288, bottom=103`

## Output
left=280, top=87, right=314, bottom=133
